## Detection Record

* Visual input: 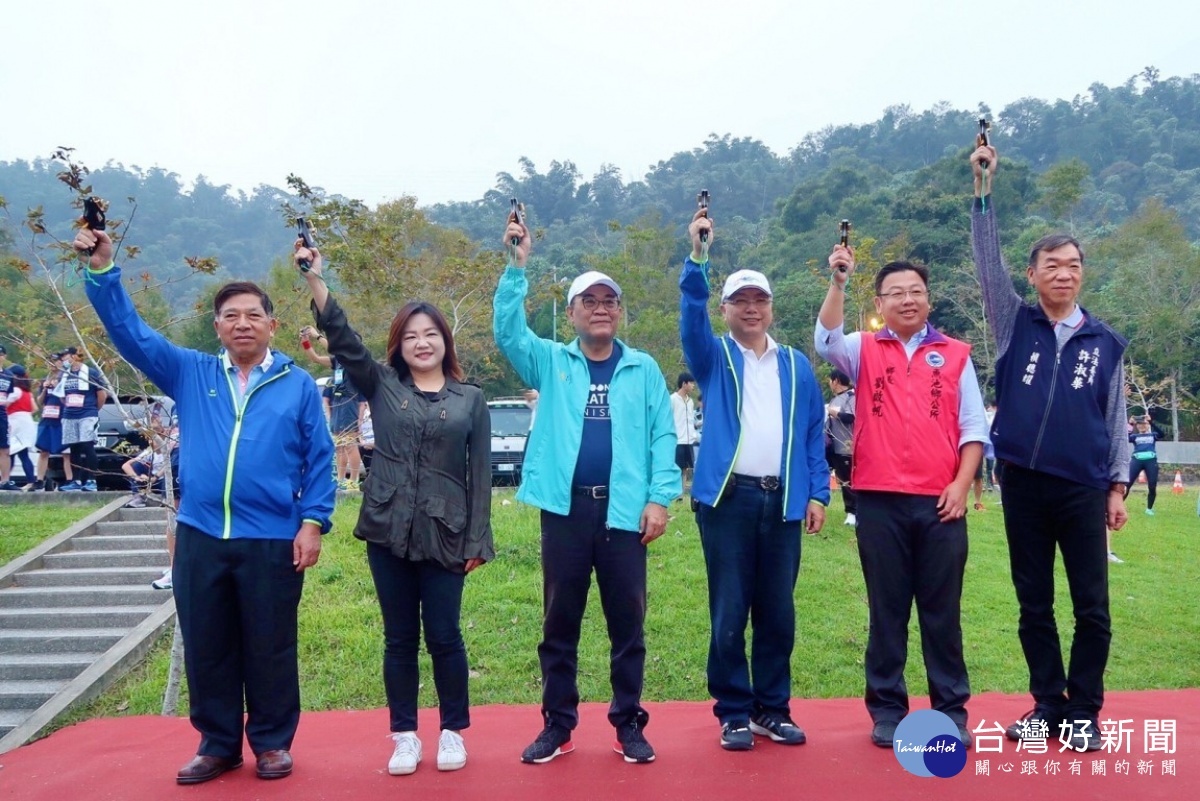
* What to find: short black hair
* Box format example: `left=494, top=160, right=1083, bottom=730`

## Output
left=829, top=369, right=852, bottom=388
left=1028, top=233, right=1084, bottom=267
left=213, top=281, right=274, bottom=317
left=677, top=372, right=695, bottom=389
left=874, top=261, right=929, bottom=295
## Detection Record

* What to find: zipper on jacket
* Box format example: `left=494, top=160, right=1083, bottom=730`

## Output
left=714, top=337, right=744, bottom=505
left=1028, top=348, right=1061, bottom=469
left=781, top=348, right=797, bottom=519
left=220, top=365, right=290, bottom=539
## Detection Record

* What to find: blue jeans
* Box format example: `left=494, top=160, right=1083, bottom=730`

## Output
left=366, top=542, right=470, bottom=732
left=697, top=482, right=802, bottom=723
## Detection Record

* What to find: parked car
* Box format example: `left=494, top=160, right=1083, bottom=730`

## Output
left=94, top=395, right=175, bottom=491
left=488, top=398, right=532, bottom=486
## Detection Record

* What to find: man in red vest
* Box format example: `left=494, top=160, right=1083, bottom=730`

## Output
left=815, top=247, right=987, bottom=749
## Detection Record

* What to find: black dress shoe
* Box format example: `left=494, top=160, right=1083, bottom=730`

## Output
left=256, top=749, right=293, bottom=779
left=871, top=720, right=898, bottom=748
left=177, top=754, right=243, bottom=785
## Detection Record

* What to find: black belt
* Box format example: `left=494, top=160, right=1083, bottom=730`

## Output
left=574, top=485, right=608, bottom=500
left=732, top=474, right=781, bottom=492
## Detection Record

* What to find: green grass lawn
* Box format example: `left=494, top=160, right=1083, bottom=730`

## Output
left=0, top=502, right=107, bottom=565
left=37, top=486, right=1200, bottom=724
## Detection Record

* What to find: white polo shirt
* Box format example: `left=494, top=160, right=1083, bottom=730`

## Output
left=731, top=335, right=784, bottom=478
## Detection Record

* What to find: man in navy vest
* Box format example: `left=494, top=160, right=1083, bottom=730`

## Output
left=971, top=144, right=1130, bottom=752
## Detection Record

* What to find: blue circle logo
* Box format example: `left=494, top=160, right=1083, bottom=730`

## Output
left=925, top=352, right=946, bottom=368
left=891, top=710, right=966, bottom=778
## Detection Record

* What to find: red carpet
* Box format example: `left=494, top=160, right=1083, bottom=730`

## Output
left=1, top=691, right=1195, bottom=800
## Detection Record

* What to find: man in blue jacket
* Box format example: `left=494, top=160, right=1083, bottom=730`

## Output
left=495, top=213, right=680, bottom=766
left=73, top=227, right=335, bottom=784
left=681, top=210, right=829, bottom=751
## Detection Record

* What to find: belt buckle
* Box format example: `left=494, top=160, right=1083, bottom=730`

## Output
left=591, top=486, right=608, bottom=500
left=759, top=476, right=780, bottom=492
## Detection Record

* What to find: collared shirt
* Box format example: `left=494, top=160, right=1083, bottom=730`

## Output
left=814, top=322, right=989, bottom=448
left=221, top=349, right=274, bottom=401
left=1053, top=304, right=1085, bottom=350
left=731, top=334, right=785, bottom=477
left=670, top=391, right=697, bottom=445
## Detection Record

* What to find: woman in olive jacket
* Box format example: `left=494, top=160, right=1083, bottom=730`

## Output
left=296, top=241, right=493, bottom=777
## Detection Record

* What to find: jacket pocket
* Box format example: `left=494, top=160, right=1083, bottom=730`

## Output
left=425, top=494, right=467, bottom=534
left=359, top=480, right=398, bottom=534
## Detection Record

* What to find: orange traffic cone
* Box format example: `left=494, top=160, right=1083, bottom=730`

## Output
left=1173, top=471, right=1184, bottom=495
left=830, top=472, right=840, bottom=491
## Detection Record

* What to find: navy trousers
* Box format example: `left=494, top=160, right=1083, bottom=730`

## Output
left=173, top=522, right=305, bottom=758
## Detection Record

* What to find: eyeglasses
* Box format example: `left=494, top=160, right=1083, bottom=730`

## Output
left=727, top=296, right=773, bottom=309
left=577, top=296, right=621, bottom=311
left=876, top=289, right=928, bottom=301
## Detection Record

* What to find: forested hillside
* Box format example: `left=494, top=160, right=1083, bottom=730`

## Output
left=3, top=69, right=1199, bottom=431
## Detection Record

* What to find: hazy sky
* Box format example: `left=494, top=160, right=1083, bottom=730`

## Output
left=2, top=0, right=1196, bottom=207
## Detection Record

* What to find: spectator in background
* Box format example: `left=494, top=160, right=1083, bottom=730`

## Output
left=301, top=326, right=366, bottom=489
left=57, top=347, right=108, bottom=492
left=28, top=356, right=73, bottom=491
left=2, top=365, right=38, bottom=489
left=1125, top=416, right=1164, bottom=516
left=671, top=372, right=699, bottom=488
left=122, top=430, right=171, bottom=508
left=825, top=369, right=856, bottom=526
left=0, top=345, right=12, bottom=488
left=984, top=402, right=998, bottom=490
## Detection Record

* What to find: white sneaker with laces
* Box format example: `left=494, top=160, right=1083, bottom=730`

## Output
left=437, top=729, right=467, bottom=771
left=388, top=731, right=421, bottom=775
left=1108, top=552, right=1124, bottom=564
left=844, top=513, right=857, bottom=527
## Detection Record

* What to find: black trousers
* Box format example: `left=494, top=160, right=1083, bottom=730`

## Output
left=1126, top=458, right=1159, bottom=509
left=856, top=491, right=970, bottom=726
left=538, top=496, right=648, bottom=730
left=829, top=452, right=857, bottom=514
left=998, top=463, right=1110, bottom=717
left=173, top=522, right=306, bottom=758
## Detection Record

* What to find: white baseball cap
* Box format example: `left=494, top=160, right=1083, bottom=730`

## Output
left=567, top=271, right=622, bottom=305
left=721, top=269, right=772, bottom=302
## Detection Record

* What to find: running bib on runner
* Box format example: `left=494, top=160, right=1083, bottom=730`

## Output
left=65, top=394, right=85, bottom=408
left=43, top=405, right=61, bottom=419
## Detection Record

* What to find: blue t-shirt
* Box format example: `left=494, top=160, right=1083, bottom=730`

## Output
left=572, top=345, right=621, bottom=487
left=1130, top=428, right=1161, bottom=460
left=60, top=366, right=107, bottom=419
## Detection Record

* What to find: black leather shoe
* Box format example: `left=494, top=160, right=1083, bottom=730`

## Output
left=256, top=749, right=293, bottom=779
left=176, top=754, right=243, bottom=785
left=871, top=720, right=898, bottom=748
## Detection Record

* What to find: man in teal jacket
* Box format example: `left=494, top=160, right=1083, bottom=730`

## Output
left=494, top=212, right=680, bottom=766
left=681, top=209, right=829, bottom=752
left=74, top=227, right=335, bottom=785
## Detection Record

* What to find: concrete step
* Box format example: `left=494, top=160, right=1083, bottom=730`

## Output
left=0, top=709, right=26, bottom=737
left=93, top=520, right=167, bottom=537
left=14, top=567, right=166, bottom=588
left=0, top=585, right=165, bottom=609
left=0, top=606, right=161, bottom=630
left=0, top=653, right=100, bottom=681
left=0, top=628, right=127, bottom=655
left=43, top=550, right=169, bottom=569
left=0, top=679, right=67, bottom=710
left=67, top=535, right=164, bottom=552
left=115, top=506, right=172, bottom=522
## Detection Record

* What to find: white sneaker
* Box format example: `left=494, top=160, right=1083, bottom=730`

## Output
left=151, top=569, right=173, bottom=590
left=388, top=731, right=421, bottom=775
left=437, top=729, right=467, bottom=771
left=844, top=513, right=857, bottom=527
left=1108, top=552, right=1124, bottom=564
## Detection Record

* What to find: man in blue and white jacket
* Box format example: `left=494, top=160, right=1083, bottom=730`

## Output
left=495, top=212, right=680, bottom=766
left=681, top=209, right=829, bottom=752
left=74, top=226, right=335, bottom=785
